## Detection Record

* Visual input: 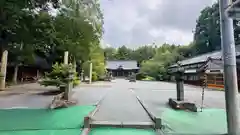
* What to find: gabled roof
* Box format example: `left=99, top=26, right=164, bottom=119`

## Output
left=106, top=60, right=139, bottom=70
left=198, top=58, right=223, bottom=72
left=170, top=45, right=240, bottom=68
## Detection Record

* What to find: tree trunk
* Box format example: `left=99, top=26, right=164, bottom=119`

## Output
left=12, top=65, right=19, bottom=84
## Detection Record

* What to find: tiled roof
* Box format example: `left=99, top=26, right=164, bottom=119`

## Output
left=170, top=45, right=240, bottom=67
left=106, top=60, right=139, bottom=70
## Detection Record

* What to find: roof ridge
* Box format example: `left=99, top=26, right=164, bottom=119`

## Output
left=180, top=50, right=220, bottom=62
left=180, top=44, right=240, bottom=62
left=169, top=45, right=240, bottom=68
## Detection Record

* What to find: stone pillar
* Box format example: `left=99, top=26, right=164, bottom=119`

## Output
left=64, top=51, right=69, bottom=65
left=80, top=69, right=84, bottom=81
left=89, top=62, right=92, bottom=84
left=72, top=57, right=77, bottom=73
left=175, top=66, right=184, bottom=101
left=0, top=50, right=8, bottom=90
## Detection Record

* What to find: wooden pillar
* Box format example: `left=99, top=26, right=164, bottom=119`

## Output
left=0, top=50, right=8, bottom=90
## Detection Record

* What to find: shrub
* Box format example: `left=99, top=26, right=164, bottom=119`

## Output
left=39, top=63, right=80, bottom=88
left=136, top=72, right=146, bottom=80
left=73, top=76, right=80, bottom=86
left=92, top=72, right=98, bottom=82
left=141, top=76, right=155, bottom=81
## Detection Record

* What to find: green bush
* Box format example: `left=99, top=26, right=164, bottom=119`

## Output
left=82, top=60, right=105, bottom=81
left=39, top=63, right=80, bottom=88
left=141, top=76, right=155, bottom=81
left=136, top=72, right=146, bottom=80
left=92, top=72, right=98, bottom=82
left=73, top=76, right=80, bottom=86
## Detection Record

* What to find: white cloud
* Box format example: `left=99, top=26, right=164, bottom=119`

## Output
left=100, top=39, right=111, bottom=48
left=100, top=0, right=215, bottom=48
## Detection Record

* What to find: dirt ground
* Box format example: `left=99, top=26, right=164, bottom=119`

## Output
left=0, top=83, right=58, bottom=96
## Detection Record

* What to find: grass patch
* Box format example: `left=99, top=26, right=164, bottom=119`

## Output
left=141, top=76, right=155, bottom=81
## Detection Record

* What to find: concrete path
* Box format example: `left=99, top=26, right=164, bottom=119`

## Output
left=0, top=79, right=236, bottom=117
left=92, top=85, right=152, bottom=122
left=72, top=86, right=110, bottom=106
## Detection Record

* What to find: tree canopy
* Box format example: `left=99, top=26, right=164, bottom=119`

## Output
left=103, top=44, right=191, bottom=80
left=1, top=0, right=105, bottom=83
left=193, top=2, right=240, bottom=55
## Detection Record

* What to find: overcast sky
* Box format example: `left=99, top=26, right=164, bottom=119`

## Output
left=100, top=0, right=216, bottom=48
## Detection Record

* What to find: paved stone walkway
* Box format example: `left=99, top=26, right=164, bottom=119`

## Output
left=92, top=87, right=152, bottom=122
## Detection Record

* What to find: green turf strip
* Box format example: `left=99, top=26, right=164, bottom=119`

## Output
left=89, top=127, right=155, bottom=135
left=0, top=105, right=95, bottom=131
left=161, top=108, right=227, bottom=134
left=0, top=129, right=81, bottom=135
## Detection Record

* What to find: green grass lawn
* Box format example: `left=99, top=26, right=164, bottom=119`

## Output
left=160, top=108, right=227, bottom=134
left=0, top=105, right=95, bottom=135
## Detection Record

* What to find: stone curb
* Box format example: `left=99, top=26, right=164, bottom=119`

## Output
left=90, top=121, right=122, bottom=128
left=80, top=128, right=91, bottom=135
left=90, top=121, right=154, bottom=129
left=84, top=92, right=108, bottom=128
left=134, top=93, right=162, bottom=129
left=155, top=129, right=165, bottom=135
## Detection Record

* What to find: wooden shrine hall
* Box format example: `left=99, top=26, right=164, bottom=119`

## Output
left=168, top=45, right=240, bottom=90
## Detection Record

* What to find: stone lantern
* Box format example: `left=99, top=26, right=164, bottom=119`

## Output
left=63, top=70, right=75, bottom=100
left=175, top=62, right=185, bottom=101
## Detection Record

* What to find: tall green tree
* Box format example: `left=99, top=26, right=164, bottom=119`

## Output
left=0, top=0, right=59, bottom=52
left=131, top=46, right=156, bottom=64
left=104, top=47, right=117, bottom=60
left=0, top=0, right=60, bottom=83
left=57, top=0, right=103, bottom=63
left=139, top=44, right=185, bottom=80
left=114, top=46, right=133, bottom=60
left=194, top=2, right=240, bottom=55
left=1, top=0, right=104, bottom=83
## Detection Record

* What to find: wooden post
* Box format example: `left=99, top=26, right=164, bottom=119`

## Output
left=64, top=51, right=69, bottom=65
left=89, top=62, right=92, bottom=84
left=0, top=50, right=8, bottom=90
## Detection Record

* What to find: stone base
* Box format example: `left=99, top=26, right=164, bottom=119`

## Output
left=168, top=98, right=197, bottom=112
left=48, top=93, right=78, bottom=109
